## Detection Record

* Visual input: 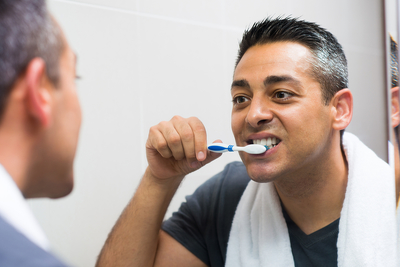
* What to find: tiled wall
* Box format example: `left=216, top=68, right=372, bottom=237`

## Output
left=28, top=0, right=387, bottom=266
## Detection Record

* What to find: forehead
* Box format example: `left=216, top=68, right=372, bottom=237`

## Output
left=234, top=42, right=314, bottom=81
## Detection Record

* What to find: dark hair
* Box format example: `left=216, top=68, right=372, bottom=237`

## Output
left=391, top=36, right=398, bottom=88
left=236, top=16, right=348, bottom=105
left=391, top=36, right=399, bottom=146
left=0, top=0, right=64, bottom=116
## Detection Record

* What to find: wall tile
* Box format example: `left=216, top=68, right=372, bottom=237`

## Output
left=137, top=0, right=224, bottom=25
left=137, top=16, right=232, bottom=143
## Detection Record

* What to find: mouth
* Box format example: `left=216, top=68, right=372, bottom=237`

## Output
left=248, top=137, right=281, bottom=149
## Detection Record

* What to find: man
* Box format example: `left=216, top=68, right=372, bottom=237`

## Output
left=97, top=18, right=397, bottom=266
left=0, top=0, right=81, bottom=265
left=390, top=36, right=400, bottom=206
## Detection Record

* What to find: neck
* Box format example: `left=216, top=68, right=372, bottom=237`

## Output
left=393, top=137, right=400, bottom=207
left=274, top=135, right=348, bottom=235
left=0, top=132, right=32, bottom=197
left=0, top=101, right=38, bottom=197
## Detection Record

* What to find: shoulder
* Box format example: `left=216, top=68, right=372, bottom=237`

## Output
left=0, top=215, right=68, bottom=267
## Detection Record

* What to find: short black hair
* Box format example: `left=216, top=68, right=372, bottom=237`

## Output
left=0, top=0, right=64, bottom=117
left=391, top=36, right=399, bottom=88
left=236, top=16, right=348, bottom=105
left=391, top=36, right=399, bottom=146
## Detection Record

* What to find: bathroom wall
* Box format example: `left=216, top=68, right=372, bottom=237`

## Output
left=28, top=0, right=386, bottom=266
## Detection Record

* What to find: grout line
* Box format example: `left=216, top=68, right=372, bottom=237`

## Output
left=52, top=0, right=244, bottom=33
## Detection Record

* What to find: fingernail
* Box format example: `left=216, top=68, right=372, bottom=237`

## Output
left=197, top=151, right=205, bottom=161
left=191, top=161, right=200, bottom=168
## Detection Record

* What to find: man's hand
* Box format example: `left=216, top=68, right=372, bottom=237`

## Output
left=146, top=116, right=221, bottom=181
left=96, top=116, right=221, bottom=267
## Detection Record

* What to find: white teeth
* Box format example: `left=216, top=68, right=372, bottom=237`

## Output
left=266, top=138, right=272, bottom=147
left=260, top=139, right=267, bottom=146
left=252, top=137, right=280, bottom=147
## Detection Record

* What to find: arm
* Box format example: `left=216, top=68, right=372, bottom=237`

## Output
left=96, top=116, right=220, bottom=267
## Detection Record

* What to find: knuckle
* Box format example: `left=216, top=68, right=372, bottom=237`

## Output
left=181, top=129, right=193, bottom=142
left=171, top=115, right=183, bottom=122
left=157, top=139, right=168, bottom=151
left=158, top=121, right=169, bottom=128
left=148, top=125, right=158, bottom=134
left=194, top=126, right=206, bottom=134
left=168, top=133, right=181, bottom=146
left=189, top=118, right=205, bottom=131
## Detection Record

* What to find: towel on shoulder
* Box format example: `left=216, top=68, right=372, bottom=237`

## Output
left=226, top=132, right=398, bottom=267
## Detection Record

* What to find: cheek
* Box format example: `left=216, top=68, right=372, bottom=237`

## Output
left=231, top=111, right=246, bottom=137
left=73, top=94, right=82, bottom=127
left=68, top=88, right=82, bottom=123
left=278, top=102, right=327, bottom=128
left=284, top=105, right=331, bottom=142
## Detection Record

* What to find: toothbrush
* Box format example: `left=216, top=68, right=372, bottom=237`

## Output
left=207, top=143, right=269, bottom=154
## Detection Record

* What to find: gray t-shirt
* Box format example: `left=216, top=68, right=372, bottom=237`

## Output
left=162, top=162, right=339, bottom=267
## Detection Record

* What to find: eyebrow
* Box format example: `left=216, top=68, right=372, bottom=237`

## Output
left=231, top=75, right=301, bottom=90
left=264, top=75, right=301, bottom=87
left=231, top=79, right=250, bottom=89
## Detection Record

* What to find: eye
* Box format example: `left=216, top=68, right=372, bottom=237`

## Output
left=273, top=91, right=293, bottom=101
left=232, top=95, right=250, bottom=105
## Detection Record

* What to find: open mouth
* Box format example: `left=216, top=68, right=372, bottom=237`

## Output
left=249, top=137, right=281, bottom=148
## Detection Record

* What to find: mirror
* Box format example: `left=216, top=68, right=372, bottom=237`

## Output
left=384, top=0, right=399, bottom=206
left=28, top=1, right=392, bottom=266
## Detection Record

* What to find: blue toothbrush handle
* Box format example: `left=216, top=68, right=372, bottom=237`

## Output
left=207, top=143, right=235, bottom=153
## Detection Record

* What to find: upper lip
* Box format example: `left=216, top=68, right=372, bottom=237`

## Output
left=245, top=133, right=281, bottom=145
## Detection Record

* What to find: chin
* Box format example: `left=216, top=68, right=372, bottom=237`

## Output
left=245, top=162, right=279, bottom=184
left=49, top=173, right=74, bottom=199
left=49, top=182, right=73, bottom=199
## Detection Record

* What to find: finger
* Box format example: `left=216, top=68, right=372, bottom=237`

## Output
left=197, top=147, right=222, bottom=168
left=188, top=117, right=207, bottom=162
left=160, top=121, right=185, bottom=161
left=147, top=125, right=173, bottom=159
left=170, top=116, right=198, bottom=166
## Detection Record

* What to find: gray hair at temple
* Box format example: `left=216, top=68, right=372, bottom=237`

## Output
left=391, top=36, right=399, bottom=88
left=0, top=0, right=64, bottom=117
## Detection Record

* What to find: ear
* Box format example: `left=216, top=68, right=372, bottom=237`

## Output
left=25, top=58, right=52, bottom=127
left=331, top=89, right=353, bottom=131
left=391, top=87, right=400, bottom=128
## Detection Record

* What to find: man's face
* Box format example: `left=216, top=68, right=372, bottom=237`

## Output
left=231, top=42, right=334, bottom=183
left=31, top=36, right=82, bottom=198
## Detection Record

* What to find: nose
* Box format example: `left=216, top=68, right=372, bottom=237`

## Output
left=245, top=97, right=273, bottom=128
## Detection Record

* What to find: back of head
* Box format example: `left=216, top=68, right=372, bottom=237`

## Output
left=236, top=17, right=348, bottom=105
left=0, top=0, right=63, bottom=117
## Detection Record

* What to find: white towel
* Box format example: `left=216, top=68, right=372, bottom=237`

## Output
left=226, top=132, right=398, bottom=267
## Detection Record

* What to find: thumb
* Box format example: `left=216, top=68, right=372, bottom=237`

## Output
left=197, top=139, right=223, bottom=167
